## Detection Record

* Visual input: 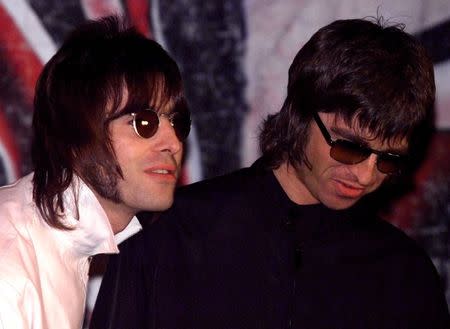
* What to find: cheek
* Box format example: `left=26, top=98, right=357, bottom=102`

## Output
left=313, top=156, right=343, bottom=179
left=112, top=140, right=146, bottom=176
left=304, top=137, right=336, bottom=175
left=370, top=174, right=387, bottom=190
left=112, top=129, right=143, bottom=155
left=113, top=142, right=132, bottom=165
left=175, top=147, right=184, bottom=164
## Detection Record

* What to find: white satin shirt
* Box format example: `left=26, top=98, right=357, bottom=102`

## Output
left=0, top=173, right=142, bottom=328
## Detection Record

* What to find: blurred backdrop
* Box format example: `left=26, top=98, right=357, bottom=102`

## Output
left=1, top=0, right=449, bottom=321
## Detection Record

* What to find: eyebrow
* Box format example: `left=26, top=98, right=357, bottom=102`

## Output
left=331, top=126, right=368, bottom=145
left=121, top=103, right=148, bottom=114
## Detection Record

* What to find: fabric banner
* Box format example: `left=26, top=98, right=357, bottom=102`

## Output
left=0, top=1, right=449, bottom=326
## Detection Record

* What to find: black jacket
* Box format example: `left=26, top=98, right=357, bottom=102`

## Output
left=91, top=162, right=449, bottom=329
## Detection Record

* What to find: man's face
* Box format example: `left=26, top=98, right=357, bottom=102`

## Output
left=275, top=112, right=408, bottom=210
left=95, top=92, right=184, bottom=228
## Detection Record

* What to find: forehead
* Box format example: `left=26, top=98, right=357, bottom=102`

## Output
left=324, top=112, right=409, bottom=150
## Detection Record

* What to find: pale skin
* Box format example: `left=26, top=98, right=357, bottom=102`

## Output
left=274, top=112, right=409, bottom=210
left=94, top=91, right=183, bottom=234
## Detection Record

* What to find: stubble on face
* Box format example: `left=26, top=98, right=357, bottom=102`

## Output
left=78, top=162, right=123, bottom=204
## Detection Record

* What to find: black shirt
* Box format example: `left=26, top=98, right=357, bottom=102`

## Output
left=91, top=162, right=449, bottom=329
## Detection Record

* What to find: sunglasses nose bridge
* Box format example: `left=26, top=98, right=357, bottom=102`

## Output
left=155, top=112, right=176, bottom=129
left=349, top=153, right=380, bottom=185
left=158, top=115, right=182, bottom=140
left=154, top=117, right=184, bottom=154
left=134, top=109, right=191, bottom=141
left=361, top=153, right=403, bottom=177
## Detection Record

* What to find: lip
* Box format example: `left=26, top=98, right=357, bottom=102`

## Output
left=144, top=166, right=178, bottom=181
left=333, top=179, right=365, bottom=199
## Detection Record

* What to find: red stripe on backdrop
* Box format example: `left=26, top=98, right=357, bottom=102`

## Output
left=0, top=6, right=43, bottom=105
left=0, top=107, right=21, bottom=179
left=125, top=0, right=152, bottom=38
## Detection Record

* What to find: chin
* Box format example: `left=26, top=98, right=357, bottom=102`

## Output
left=322, top=196, right=360, bottom=210
left=150, top=199, right=174, bottom=212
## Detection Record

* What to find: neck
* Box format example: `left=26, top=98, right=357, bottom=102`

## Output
left=273, top=161, right=319, bottom=205
left=93, top=192, right=135, bottom=234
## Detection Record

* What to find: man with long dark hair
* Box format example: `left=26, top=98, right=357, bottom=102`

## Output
left=0, top=16, right=190, bottom=328
left=92, top=18, right=449, bottom=328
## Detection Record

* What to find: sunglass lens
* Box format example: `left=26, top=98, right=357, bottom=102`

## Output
left=134, top=110, right=159, bottom=138
left=377, top=154, right=403, bottom=174
left=171, top=111, right=191, bottom=141
left=330, top=140, right=371, bottom=165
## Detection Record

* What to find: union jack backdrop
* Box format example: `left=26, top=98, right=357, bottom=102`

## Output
left=1, top=0, right=449, bottom=326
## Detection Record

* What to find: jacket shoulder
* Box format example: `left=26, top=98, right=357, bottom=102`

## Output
left=178, top=166, right=258, bottom=199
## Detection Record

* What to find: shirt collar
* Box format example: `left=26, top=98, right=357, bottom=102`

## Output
left=114, top=216, right=142, bottom=245
left=60, top=176, right=141, bottom=256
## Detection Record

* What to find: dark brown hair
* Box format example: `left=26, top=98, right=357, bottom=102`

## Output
left=32, top=16, right=187, bottom=229
left=259, top=18, right=435, bottom=170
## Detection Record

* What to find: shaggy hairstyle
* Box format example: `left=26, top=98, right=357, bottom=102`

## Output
left=259, top=18, right=435, bottom=170
left=32, top=16, right=187, bottom=229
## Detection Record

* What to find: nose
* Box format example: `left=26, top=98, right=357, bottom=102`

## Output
left=153, top=117, right=183, bottom=154
left=350, top=154, right=379, bottom=186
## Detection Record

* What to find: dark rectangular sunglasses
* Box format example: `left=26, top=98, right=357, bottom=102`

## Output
left=130, top=108, right=191, bottom=141
left=313, top=113, right=406, bottom=174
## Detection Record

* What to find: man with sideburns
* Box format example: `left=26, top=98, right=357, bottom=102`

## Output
left=92, top=18, right=449, bottom=329
left=0, top=16, right=190, bottom=328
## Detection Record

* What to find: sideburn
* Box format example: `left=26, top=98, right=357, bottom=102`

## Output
left=78, top=163, right=122, bottom=204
